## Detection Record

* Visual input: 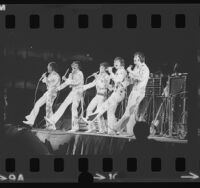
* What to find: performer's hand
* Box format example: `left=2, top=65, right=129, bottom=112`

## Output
left=42, top=77, right=47, bottom=83
left=108, top=84, right=114, bottom=91
left=127, top=65, right=133, bottom=72
left=56, top=86, right=60, bottom=91
left=62, top=76, right=67, bottom=81
left=107, top=67, right=113, bottom=73
left=93, top=73, right=98, bottom=79
left=42, top=73, right=47, bottom=78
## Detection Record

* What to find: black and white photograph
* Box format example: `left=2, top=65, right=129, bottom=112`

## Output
left=0, top=3, right=199, bottom=182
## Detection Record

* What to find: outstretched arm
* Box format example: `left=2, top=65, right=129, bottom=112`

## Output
left=83, top=79, right=96, bottom=91
left=57, top=79, right=70, bottom=91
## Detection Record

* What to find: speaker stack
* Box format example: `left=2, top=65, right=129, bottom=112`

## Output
left=167, top=73, right=188, bottom=139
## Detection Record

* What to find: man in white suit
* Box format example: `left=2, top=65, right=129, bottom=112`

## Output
left=45, top=61, right=84, bottom=132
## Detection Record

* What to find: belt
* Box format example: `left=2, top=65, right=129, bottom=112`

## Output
left=97, top=92, right=107, bottom=97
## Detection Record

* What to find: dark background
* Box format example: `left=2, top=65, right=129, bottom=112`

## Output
left=0, top=4, right=199, bottom=139
left=0, top=3, right=199, bottom=182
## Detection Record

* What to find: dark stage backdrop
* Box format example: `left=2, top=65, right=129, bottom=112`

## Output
left=0, top=5, right=197, bottom=136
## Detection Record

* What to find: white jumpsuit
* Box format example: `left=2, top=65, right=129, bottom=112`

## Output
left=90, top=67, right=127, bottom=134
left=116, top=63, right=150, bottom=136
left=83, top=72, right=110, bottom=132
left=25, top=71, right=60, bottom=128
left=48, top=70, right=84, bottom=130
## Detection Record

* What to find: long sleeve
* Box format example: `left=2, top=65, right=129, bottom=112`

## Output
left=111, top=69, right=127, bottom=83
left=58, top=79, right=71, bottom=91
left=129, top=64, right=150, bottom=91
left=83, top=79, right=96, bottom=91
left=104, top=75, right=111, bottom=88
left=69, top=71, right=84, bottom=87
left=129, top=65, right=149, bottom=82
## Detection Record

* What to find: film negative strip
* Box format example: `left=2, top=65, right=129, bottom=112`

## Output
left=0, top=2, right=200, bottom=183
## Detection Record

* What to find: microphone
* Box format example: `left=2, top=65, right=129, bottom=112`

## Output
left=39, top=72, right=47, bottom=80
left=62, top=68, right=69, bottom=81
left=87, top=71, right=99, bottom=78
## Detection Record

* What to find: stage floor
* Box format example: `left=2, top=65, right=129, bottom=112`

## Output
left=17, top=128, right=188, bottom=155
left=30, top=129, right=187, bottom=143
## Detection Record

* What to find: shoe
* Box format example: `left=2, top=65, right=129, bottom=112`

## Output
left=123, top=133, right=134, bottom=137
left=46, top=126, right=56, bottom=131
left=98, top=130, right=106, bottom=134
left=23, top=120, right=34, bottom=126
left=88, top=113, right=98, bottom=121
left=107, top=131, right=116, bottom=135
left=116, top=127, right=126, bottom=135
left=67, top=129, right=79, bottom=133
left=25, top=115, right=31, bottom=121
left=44, top=116, right=55, bottom=127
left=85, top=129, right=96, bottom=133
left=82, top=117, right=89, bottom=124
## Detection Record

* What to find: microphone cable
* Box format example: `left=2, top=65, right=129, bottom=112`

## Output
left=33, top=78, right=42, bottom=106
left=33, top=77, right=44, bottom=129
left=79, top=76, right=89, bottom=117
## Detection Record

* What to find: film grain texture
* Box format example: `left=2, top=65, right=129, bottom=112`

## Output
left=0, top=3, right=199, bottom=183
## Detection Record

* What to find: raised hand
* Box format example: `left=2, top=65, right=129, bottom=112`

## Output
left=107, top=67, right=113, bottom=73
left=93, top=72, right=98, bottom=78
left=127, top=65, right=133, bottom=72
left=62, top=75, right=67, bottom=81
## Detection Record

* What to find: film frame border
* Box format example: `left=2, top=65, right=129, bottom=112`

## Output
left=0, top=2, right=199, bottom=183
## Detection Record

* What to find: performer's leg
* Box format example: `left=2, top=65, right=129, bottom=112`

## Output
left=71, top=94, right=82, bottom=130
left=107, top=91, right=126, bottom=134
left=24, top=92, right=47, bottom=125
left=85, top=96, right=99, bottom=131
left=96, top=96, right=106, bottom=133
left=47, top=91, right=74, bottom=124
left=126, top=92, right=145, bottom=136
left=45, top=91, right=57, bottom=129
left=107, top=99, right=118, bottom=134
left=134, top=92, right=145, bottom=121
left=89, top=93, right=115, bottom=121
left=126, top=113, right=136, bottom=136
left=115, top=91, right=135, bottom=131
left=86, top=95, right=98, bottom=118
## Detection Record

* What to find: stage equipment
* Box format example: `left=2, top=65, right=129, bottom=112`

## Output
left=167, top=73, right=188, bottom=139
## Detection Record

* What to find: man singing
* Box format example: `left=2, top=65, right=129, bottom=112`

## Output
left=116, top=52, right=150, bottom=136
left=87, top=57, right=127, bottom=135
left=45, top=61, right=84, bottom=132
left=23, top=62, right=60, bottom=130
left=83, top=62, right=110, bottom=133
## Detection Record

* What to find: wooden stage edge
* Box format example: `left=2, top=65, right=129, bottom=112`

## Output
left=29, top=128, right=187, bottom=144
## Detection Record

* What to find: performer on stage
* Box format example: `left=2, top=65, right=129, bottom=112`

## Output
left=23, top=62, right=60, bottom=130
left=45, top=61, right=84, bottom=132
left=86, top=57, right=127, bottom=135
left=115, top=52, right=150, bottom=136
left=83, top=62, right=110, bottom=133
